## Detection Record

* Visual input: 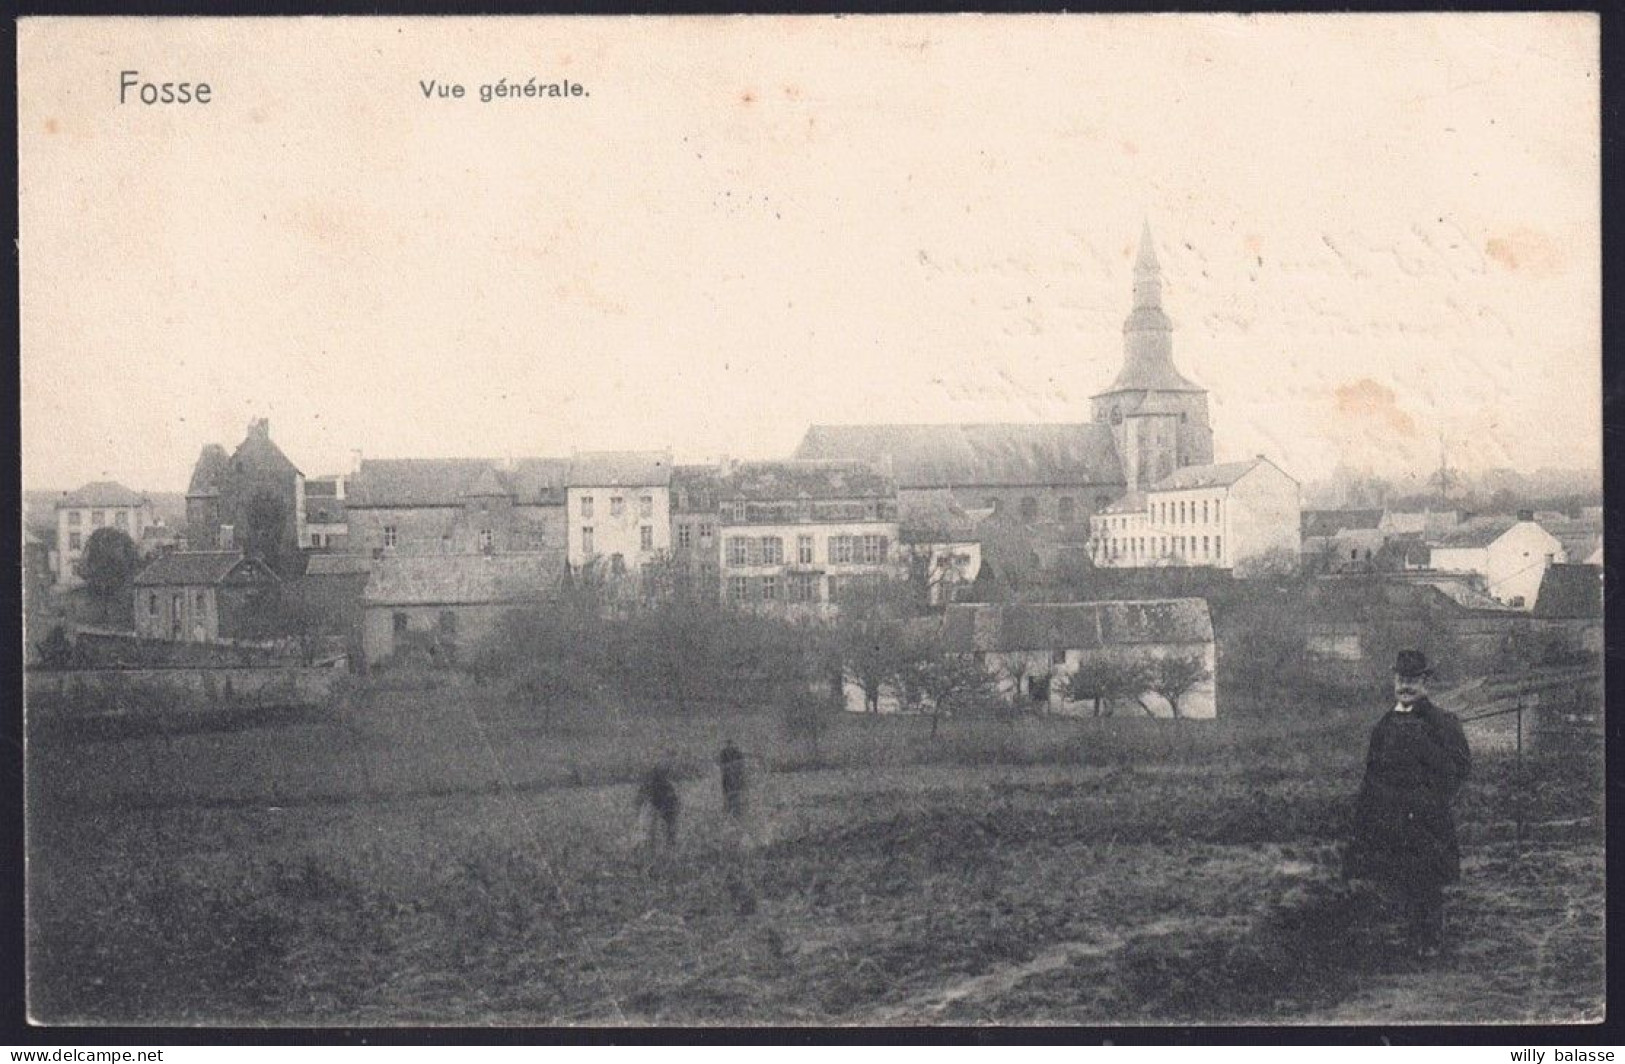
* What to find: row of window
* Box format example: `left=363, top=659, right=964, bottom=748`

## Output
left=724, top=573, right=880, bottom=604
left=64, top=509, right=132, bottom=531
left=579, top=526, right=656, bottom=555
left=1097, top=498, right=1221, bottom=535
left=675, top=522, right=715, bottom=550
left=578, top=494, right=655, bottom=520
left=723, top=501, right=899, bottom=524
left=725, top=534, right=888, bottom=567
left=1100, top=534, right=1222, bottom=562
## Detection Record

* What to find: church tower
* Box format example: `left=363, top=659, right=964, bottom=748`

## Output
left=1091, top=222, right=1213, bottom=491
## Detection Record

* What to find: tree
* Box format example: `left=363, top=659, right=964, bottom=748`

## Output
left=834, top=578, right=916, bottom=713
left=243, top=490, right=290, bottom=574
left=897, top=635, right=997, bottom=738
left=1061, top=657, right=1148, bottom=717
left=1234, top=546, right=1302, bottom=580
left=77, top=527, right=141, bottom=623
left=35, top=625, right=79, bottom=669
left=1140, top=653, right=1211, bottom=718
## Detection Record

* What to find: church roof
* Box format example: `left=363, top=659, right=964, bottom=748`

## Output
left=794, top=423, right=1123, bottom=488
left=1098, top=361, right=1205, bottom=395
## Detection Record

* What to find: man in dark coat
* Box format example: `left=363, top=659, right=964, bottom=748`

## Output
left=1344, top=650, right=1472, bottom=958
left=635, top=766, right=681, bottom=849
left=719, top=739, right=747, bottom=819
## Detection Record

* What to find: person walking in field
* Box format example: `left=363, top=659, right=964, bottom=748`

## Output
left=718, top=739, right=747, bottom=820
left=635, top=766, right=681, bottom=849
left=1344, top=650, right=1472, bottom=960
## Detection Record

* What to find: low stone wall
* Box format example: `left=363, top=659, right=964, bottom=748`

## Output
left=26, top=664, right=345, bottom=717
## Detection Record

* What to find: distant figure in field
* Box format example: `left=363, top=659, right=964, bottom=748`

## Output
left=1344, top=650, right=1472, bottom=960
left=719, top=740, right=747, bottom=819
left=635, top=766, right=681, bottom=849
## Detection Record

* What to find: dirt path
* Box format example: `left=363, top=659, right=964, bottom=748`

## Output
left=866, top=915, right=1202, bottom=1024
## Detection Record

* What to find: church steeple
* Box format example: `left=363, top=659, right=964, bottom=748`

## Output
left=1132, top=219, right=1162, bottom=310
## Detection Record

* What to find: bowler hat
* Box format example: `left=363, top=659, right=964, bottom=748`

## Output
left=1394, top=650, right=1432, bottom=678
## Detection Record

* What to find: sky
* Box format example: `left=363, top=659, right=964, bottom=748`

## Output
left=19, top=14, right=1601, bottom=492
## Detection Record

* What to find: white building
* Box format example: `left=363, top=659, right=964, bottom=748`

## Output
left=1429, top=512, right=1567, bottom=610
left=564, top=451, right=673, bottom=578
left=1089, top=456, right=1300, bottom=574
left=53, top=481, right=156, bottom=587
left=717, top=459, right=902, bottom=613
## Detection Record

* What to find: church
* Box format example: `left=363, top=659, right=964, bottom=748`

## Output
left=795, top=223, right=1300, bottom=573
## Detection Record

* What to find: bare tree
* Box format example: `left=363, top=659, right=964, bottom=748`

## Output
left=897, top=634, right=996, bottom=738
left=1140, top=653, right=1211, bottom=718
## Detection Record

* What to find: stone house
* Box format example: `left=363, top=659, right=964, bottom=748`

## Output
left=302, top=474, right=350, bottom=551
left=1429, top=512, right=1566, bottom=609
left=564, top=451, right=673, bottom=579
left=53, top=481, right=156, bottom=586
left=1090, top=456, right=1301, bottom=575
left=183, top=419, right=305, bottom=575
left=668, top=464, right=722, bottom=590
left=345, top=457, right=569, bottom=559
left=132, top=551, right=281, bottom=643
left=941, top=599, right=1218, bottom=718
left=361, top=552, right=563, bottom=666
left=716, top=459, right=901, bottom=613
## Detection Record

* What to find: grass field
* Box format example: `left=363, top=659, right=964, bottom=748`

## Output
left=25, top=683, right=1604, bottom=1026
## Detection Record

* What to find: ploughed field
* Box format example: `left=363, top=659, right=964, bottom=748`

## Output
left=27, top=685, right=1604, bottom=1025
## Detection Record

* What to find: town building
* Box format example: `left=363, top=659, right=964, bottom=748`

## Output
left=183, top=419, right=305, bottom=575
left=1089, top=456, right=1300, bottom=574
left=360, top=552, right=561, bottom=666
left=132, top=551, right=281, bottom=643
left=302, top=474, right=349, bottom=551
left=52, top=481, right=156, bottom=586
left=899, top=495, right=988, bottom=608
left=345, top=457, right=569, bottom=559
left=668, top=464, right=723, bottom=591
left=1428, top=512, right=1567, bottom=610
left=564, top=451, right=673, bottom=578
left=716, top=459, right=901, bottom=613
left=940, top=599, right=1218, bottom=718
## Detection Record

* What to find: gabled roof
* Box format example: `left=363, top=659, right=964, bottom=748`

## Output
left=363, top=552, right=563, bottom=606
left=133, top=551, right=279, bottom=587
left=721, top=460, right=894, bottom=501
left=942, top=599, right=1213, bottom=653
left=1302, top=509, right=1384, bottom=538
left=794, top=423, right=1123, bottom=488
left=231, top=420, right=302, bottom=477
left=1150, top=457, right=1293, bottom=493
left=187, top=445, right=231, bottom=498
left=304, top=553, right=373, bottom=577
left=568, top=451, right=672, bottom=488
left=348, top=458, right=568, bottom=507
left=1533, top=563, right=1603, bottom=619
left=57, top=481, right=149, bottom=509
left=1430, top=516, right=1523, bottom=549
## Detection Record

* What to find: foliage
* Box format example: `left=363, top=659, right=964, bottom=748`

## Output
left=1060, top=657, right=1148, bottom=717
left=78, top=528, right=141, bottom=619
left=35, top=625, right=81, bottom=669
left=242, top=490, right=290, bottom=574
left=833, top=579, right=918, bottom=713
left=896, top=634, right=998, bottom=738
left=1233, top=546, right=1302, bottom=580
left=1141, top=653, right=1211, bottom=718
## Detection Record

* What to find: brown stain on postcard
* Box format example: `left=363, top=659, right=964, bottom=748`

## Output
left=1335, top=378, right=1417, bottom=437
left=1485, top=227, right=1566, bottom=278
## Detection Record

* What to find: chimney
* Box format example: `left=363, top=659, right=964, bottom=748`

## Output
left=249, top=417, right=270, bottom=439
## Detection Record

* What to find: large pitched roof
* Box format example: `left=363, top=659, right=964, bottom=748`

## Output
left=133, top=551, right=278, bottom=587
left=1533, top=563, right=1603, bottom=619
left=57, top=481, right=149, bottom=508
left=721, top=459, right=894, bottom=501
left=1302, top=509, right=1384, bottom=538
left=568, top=451, right=673, bottom=488
left=363, top=552, right=564, bottom=606
left=1150, top=457, right=1292, bottom=493
left=348, top=458, right=570, bottom=507
left=794, top=423, right=1123, bottom=488
left=187, top=445, right=231, bottom=498
left=304, top=553, right=373, bottom=577
left=1430, top=516, right=1522, bottom=549
left=942, top=599, right=1213, bottom=653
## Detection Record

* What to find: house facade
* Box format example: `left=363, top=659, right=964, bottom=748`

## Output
left=53, top=481, right=156, bottom=586
left=360, top=552, right=561, bottom=666
left=302, top=474, right=350, bottom=550
left=183, top=419, right=305, bottom=575
left=132, top=551, right=281, bottom=643
left=941, top=599, right=1218, bottom=718
left=716, top=459, right=902, bottom=613
left=668, top=464, right=722, bottom=591
left=345, top=457, right=568, bottom=559
left=1089, top=456, right=1300, bottom=574
left=1429, top=513, right=1566, bottom=609
left=564, top=451, right=673, bottom=578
